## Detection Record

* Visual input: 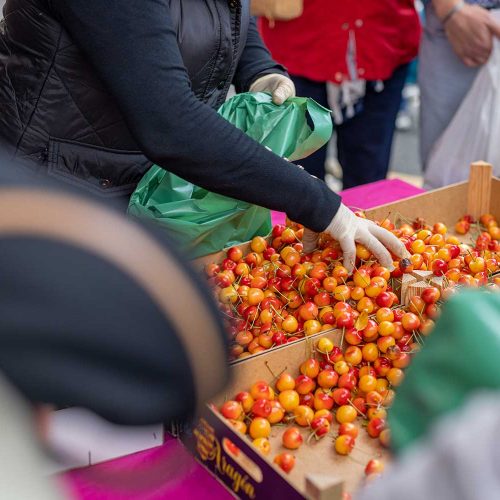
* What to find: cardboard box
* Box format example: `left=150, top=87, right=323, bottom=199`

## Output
left=364, top=164, right=500, bottom=227
left=196, top=165, right=499, bottom=340
left=181, top=329, right=388, bottom=500
left=365, top=164, right=500, bottom=304
left=183, top=165, right=500, bottom=498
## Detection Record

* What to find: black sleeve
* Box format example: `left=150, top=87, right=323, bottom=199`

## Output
left=50, top=0, right=340, bottom=232
left=232, top=16, right=287, bottom=92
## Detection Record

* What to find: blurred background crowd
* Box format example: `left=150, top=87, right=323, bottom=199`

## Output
left=253, top=0, right=500, bottom=190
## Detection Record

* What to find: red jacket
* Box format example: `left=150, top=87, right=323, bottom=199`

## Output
left=259, top=0, right=421, bottom=83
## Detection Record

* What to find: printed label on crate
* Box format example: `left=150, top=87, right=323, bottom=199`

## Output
left=193, top=417, right=258, bottom=498
left=181, top=409, right=304, bottom=500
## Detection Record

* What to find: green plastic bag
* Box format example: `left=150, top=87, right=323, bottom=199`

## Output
left=128, top=92, right=332, bottom=258
left=389, top=289, right=500, bottom=454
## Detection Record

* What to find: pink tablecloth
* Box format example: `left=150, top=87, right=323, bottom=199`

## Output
left=271, top=178, right=424, bottom=226
left=63, top=438, right=232, bottom=500
left=64, top=178, right=425, bottom=500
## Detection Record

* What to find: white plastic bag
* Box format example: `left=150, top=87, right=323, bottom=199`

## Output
left=425, top=11, right=500, bottom=189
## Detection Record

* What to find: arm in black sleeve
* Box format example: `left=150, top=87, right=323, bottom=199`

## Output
left=232, top=17, right=287, bottom=92
left=50, top=0, right=340, bottom=232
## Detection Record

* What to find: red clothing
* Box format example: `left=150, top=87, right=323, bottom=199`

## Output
left=259, top=0, right=421, bottom=83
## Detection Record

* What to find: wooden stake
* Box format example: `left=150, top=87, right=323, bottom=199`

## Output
left=467, top=162, right=492, bottom=218
left=305, top=474, right=344, bottom=500
left=400, top=274, right=417, bottom=306
left=406, top=280, right=430, bottom=306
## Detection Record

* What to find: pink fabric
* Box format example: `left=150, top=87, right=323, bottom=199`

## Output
left=63, top=179, right=425, bottom=500
left=270, top=210, right=286, bottom=226
left=339, top=179, right=424, bottom=211
left=272, top=178, right=425, bottom=225
left=62, top=436, right=232, bottom=500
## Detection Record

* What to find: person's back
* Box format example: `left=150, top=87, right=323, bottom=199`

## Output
left=0, top=0, right=252, bottom=197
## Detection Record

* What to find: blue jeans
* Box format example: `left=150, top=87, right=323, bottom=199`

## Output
left=292, top=63, right=409, bottom=189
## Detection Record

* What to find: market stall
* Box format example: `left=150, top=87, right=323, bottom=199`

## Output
left=60, top=166, right=499, bottom=499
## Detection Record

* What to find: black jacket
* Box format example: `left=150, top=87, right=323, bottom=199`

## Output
left=0, top=0, right=341, bottom=231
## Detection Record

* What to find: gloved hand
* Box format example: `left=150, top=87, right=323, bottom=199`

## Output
left=302, top=204, right=409, bottom=273
left=249, top=73, right=296, bottom=105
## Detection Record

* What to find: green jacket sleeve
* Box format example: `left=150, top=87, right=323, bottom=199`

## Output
left=389, top=289, right=500, bottom=453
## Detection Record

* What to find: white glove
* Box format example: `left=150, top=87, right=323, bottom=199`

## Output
left=249, top=73, right=296, bottom=105
left=302, top=204, right=409, bottom=273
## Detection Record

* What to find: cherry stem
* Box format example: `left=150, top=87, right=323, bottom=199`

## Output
left=271, top=305, right=285, bottom=320
left=340, top=327, right=346, bottom=348
left=352, top=445, right=377, bottom=457
left=264, top=361, right=278, bottom=380
left=348, top=399, right=367, bottom=419
left=306, top=430, right=319, bottom=445
left=346, top=454, right=368, bottom=466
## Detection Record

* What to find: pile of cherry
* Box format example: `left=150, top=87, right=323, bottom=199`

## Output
left=219, top=337, right=392, bottom=480
left=209, top=212, right=499, bottom=485
left=206, top=213, right=499, bottom=360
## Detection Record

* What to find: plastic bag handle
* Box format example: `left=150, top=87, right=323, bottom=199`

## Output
left=287, top=97, right=333, bottom=161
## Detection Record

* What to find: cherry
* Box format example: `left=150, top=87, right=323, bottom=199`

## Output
left=278, top=390, right=300, bottom=412
left=295, top=375, right=316, bottom=395
left=282, top=427, right=303, bottom=450
left=268, top=401, right=285, bottom=424
left=252, top=398, right=272, bottom=418
left=314, top=409, right=334, bottom=424
left=332, top=388, right=351, bottom=406
left=336, top=405, right=357, bottom=424
left=249, top=417, right=271, bottom=439
left=317, top=370, right=339, bottom=389
left=293, top=405, right=314, bottom=427
left=311, top=416, right=331, bottom=438
left=274, top=452, right=295, bottom=473
left=352, top=397, right=367, bottom=415
left=367, top=418, right=386, bottom=438
left=252, top=437, right=270, bottom=455
left=365, top=459, right=384, bottom=476
left=221, top=400, right=243, bottom=420
left=338, top=373, right=357, bottom=391
left=379, top=429, right=391, bottom=448
left=431, top=259, right=448, bottom=276
left=338, top=422, right=359, bottom=439
left=313, top=391, right=334, bottom=411
left=276, top=373, right=295, bottom=392
left=235, top=392, right=254, bottom=413
left=300, top=358, right=320, bottom=378
left=335, top=435, right=355, bottom=455
left=421, top=286, right=440, bottom=304
left=250, top=381, right=273, bottom=401
left=272, top=331, right=287, bottom=346
left=299, top=393, right=315, bottom=408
